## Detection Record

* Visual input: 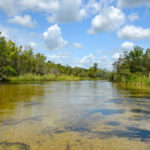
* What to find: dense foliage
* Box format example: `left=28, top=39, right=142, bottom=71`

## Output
left=111, top=46, right=150, bottom=84
left=0, top=33, right=110, bottom=81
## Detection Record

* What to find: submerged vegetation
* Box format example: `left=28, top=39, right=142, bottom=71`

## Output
left=111, top=46, right=150, bottom=86
left=0, top=32, right=110, bottom=81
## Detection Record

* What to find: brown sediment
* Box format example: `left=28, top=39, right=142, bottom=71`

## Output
left=0, top=141, right=30, bottom=150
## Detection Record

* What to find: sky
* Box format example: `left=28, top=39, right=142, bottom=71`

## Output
left=0, top=0, right=150, bottom=70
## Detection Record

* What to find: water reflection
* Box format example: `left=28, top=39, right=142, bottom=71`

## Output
left=0, top=81, right=150, bottom=150
left=87, top=108, right=125, bottom=115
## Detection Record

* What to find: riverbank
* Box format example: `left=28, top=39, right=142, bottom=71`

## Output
left=4, top=73, right=150, bottom=88
left=111, top=74, right=150, bottom=86
left=5, top=73, right=86, bottom=82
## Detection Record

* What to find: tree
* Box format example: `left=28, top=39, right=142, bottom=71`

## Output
left=112, top=46, right=150, bottom=82
left=93, top=63, right=98, bottom=72
left=0, top=30, right=110, bottom=80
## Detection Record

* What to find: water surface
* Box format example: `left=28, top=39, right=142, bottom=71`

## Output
left=0, top=81, right=150, bottom=150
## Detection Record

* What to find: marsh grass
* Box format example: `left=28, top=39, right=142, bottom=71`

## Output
left=114, top=74, right=150, bottom=86
left=7, top=73, right=84, bottom=82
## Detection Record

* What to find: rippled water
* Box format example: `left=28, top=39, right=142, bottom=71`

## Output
left=0, top=81, right=150, bottom=150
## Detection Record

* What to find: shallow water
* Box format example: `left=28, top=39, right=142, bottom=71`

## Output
left=0, top=81, right=150, bottom=150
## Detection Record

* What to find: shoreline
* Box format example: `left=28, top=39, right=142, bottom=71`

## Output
left=2, top=73, right=104, bottom=82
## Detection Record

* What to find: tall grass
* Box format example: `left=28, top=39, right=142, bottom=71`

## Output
left=112, top=73, right=150, bottom=86
left=7, top=73, right=83, bottom=82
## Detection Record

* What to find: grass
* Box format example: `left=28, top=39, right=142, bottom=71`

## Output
left=6, top=73, right=85, bottom=82
left=113, top=74, right=150, bottom=86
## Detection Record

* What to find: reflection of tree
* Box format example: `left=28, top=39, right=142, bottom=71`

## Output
left=0, top=84, right=45, bottom=117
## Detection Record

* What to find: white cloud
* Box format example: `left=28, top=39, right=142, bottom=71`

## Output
left=0, top=0, right=18, bottom=16
left=73, top=43, right=83, bottom=49
left=80, top=54, right=95, bottom=68
left=121, top=42, right=134, bottom=50
left=18, top=0, right=59, bottom=12
left=47, top=0, right=86, bottom=23
left=117, top=0, right=150, bottom=8
left=79, top=54, right=114, bottom=70
left=88, top=6, right=125, bottom=34
left=112, top=53, right=120, bottom=59
left=128, top=13, right=139, bottom=22
left=28, top=42, right=37, bottom=49
left=98, top=55, right=113, bottom=70
left=81, top=0, right=101, bottom=16
left=0, top=0, right=59, bottom=16
left=0, top=0, right=117, bottom=23
left=47, top=52, right=71, bottom=64
left=0, top=0, right=115, bottom=24
left=47, top=0, right=109, bottom=23
left=117, top=25, right=150, bottom=40
left=43, top=24, right=68, bottom=51
left=8, top=15, right=36, bottom=27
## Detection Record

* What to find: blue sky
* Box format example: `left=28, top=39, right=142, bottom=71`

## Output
left=0, top=0, right=150, bottom=70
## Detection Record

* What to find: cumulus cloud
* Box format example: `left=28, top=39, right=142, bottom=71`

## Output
left=80, top=54, right=95, bottom=68
left=121, top=42, right=134, bottom=50
left=47, top=0, right=85, bottom=23
left=0, top=0, right=87, bottom=23
left=0, top=0, right=18, bottom=16
left=18, top=0, right=59, bottom=12
left=28, top=42, right=37, bottom=49
left=117, top=25, right=150, bottom=40
left=0, top=0, right=116, bottom=24
left=117, top=0, right=150, bottom=8
left=88, top=6, right=125, bottom=34
left=73, top=43, right=83, bottom=49
left=128, top=13, right=139, bottom=22
left=47, top=52, right=71, bottom=64
left=48, top=0, right=113, bottom=23
left=8, top=15, right=36, bottom=27
left=0, top=0, right=59, bottom=16
left=112, top=53, right=120, bottom=60
left=43, top=24, right=68, bottom=51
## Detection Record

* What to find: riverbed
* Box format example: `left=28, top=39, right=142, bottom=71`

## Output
left=0, top=81, right=150, bottom=150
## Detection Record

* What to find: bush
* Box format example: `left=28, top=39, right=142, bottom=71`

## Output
left=2, top=66, right=16, bottom=76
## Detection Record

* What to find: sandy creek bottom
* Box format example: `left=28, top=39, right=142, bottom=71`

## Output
left=0, top=81, right=150, bottom=150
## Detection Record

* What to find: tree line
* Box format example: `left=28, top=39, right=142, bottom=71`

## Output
left=111, top=46, right=150, bottom=83
left=0, top=32, right=110, bottom=81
